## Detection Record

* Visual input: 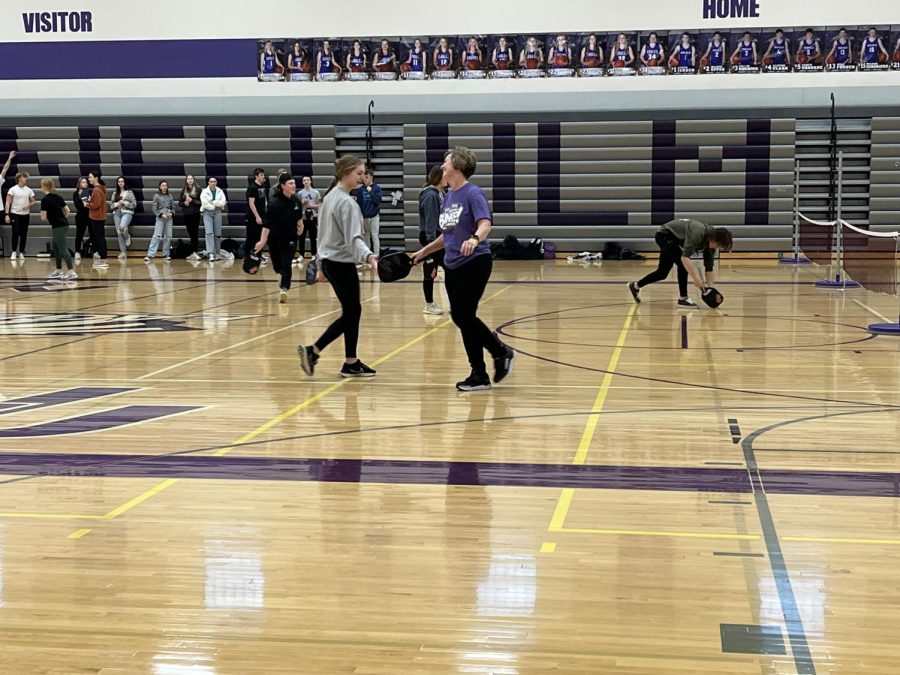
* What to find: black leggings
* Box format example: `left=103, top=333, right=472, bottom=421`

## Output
left=444, top=254, right=505, bottom=374
left=74, top=212, right=90, bottom=254
left=637, top=231, right=689, bottom=297
left=315, top=259, right=362, bottom=358
left=299, top=219, right=318, bottom=257
left=419, top=232, right=443, bottom=304
left=269, top=239, right=296, bottom=290
left=11, top=214, right=30, bottom=254
left=89, top=218, right=108, bottom=259
left=183, top=212, right=201, bottom=251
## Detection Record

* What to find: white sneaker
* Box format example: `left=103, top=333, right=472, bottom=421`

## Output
left=17, top=252, right=25, bottom=260
left=74, top=252, right=81, bottom=262
left=208, top=254, right=217, bottom=262
left=93, top=252, right=100, bottom=260
left=423, top=303, right=444, bottom=315
left=279, top=288, right=289, bottom=304
left=144, top=256, right=152, bottom=262
left=186, top=252, right=200, bottom=261
left=47, top=270, right=63, bottom=280
left=64, top=270, right=78, bottom=281
left=164, top=256, right=171, bottom=262
left=118, top=253, right=127, bottom=260
left=8, top=252, right=15, bottom=259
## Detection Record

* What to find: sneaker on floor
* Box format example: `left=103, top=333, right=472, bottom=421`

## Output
left=63, top=270, right=78, bottom=281
left=117, top=253, right=127, bottom=260
left=677, top=298, right=699, bottom=308
left=186, top=252, right=200, bottom=261
left=144, top=256, right=152, bottom=262
left=340, top=360, right=376, bottom=378
left=279, top=288, right=288, bottom=304
left=163, top=256, right=171, bottom=262
left=423, top=303, right=444, bottom=315
left=456, top=371, right=492, bottom=392
left=74, top=252, right=81, bottom=262
left=93, top=252, right=100, bottom=260
left=47, top=270, right=63, bottom=280
left=298, top=345, right=319, bottom=376
left=493, top=346, right=516, bottom=384
left=627, top=281, right=641, bottom=304
left=8, top=252, right=15, bottom=259
left=207, top=254, right=217, bottom=262
left=17, top=252, right=25, bottom=259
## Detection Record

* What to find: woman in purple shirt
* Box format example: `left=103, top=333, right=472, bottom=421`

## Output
left=412, top=146, right=515, bottom=391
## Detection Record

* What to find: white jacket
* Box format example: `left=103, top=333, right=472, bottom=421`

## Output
left=200, top=186, right=227, bottom=212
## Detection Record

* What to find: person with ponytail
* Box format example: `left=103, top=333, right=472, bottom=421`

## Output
left=298, top=155, right=379, bottom=379
left=418, top=165, right=445, bottom=315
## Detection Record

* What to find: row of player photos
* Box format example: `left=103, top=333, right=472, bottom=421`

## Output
left=259, top=28, right=899, bottom=65
left=257, top=27, right=900, bottom=80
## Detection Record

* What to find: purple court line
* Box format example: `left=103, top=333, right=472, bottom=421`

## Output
left=0, top=453, right=898, bottom=498
left=681, top=315, right=688, bottom=349
left=0, top=387, right=136, bottom=416
left=0, top=406, right=199, bottom=438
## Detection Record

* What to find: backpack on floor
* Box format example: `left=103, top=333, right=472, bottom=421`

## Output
left=602, top=241, right=623, bottom=260
left=170, top=239, right=192, bottom=259
left=221, top=238, right=239, bottom=254
left=543, top=242, right=557, bottom=259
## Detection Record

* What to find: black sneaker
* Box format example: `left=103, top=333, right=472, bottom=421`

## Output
left=677, top=298, right=699, bottom=308
left=627, top=281, right=641, bottom=304
left=493, top=347, right=516, bottom=384
left=340, top=360, right=376, bottom=378
left=298, top=345, right=319, bottom=376
left=456, top=371, right=492, bottom=392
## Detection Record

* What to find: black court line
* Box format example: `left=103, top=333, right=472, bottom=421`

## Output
left=713, top=551, right=765, bottom=558
left=737, top=406, right=899, bottom=675
left=709, top=500, right=753, bottom=505
left=681, top=315, right=688, bottom=349
left=0, top=334, right=98, bottom=363
left=728, top=418, right=742, bottom=444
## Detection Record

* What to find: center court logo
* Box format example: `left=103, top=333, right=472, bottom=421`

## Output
left=0, top=313, right=265, bottom=336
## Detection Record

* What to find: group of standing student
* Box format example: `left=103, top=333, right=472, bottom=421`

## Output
left=297, top=147, right=515, bottom=392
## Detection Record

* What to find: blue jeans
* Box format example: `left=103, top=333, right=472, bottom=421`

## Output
left=147, top=216, right=173, bottom=258
left=203, top=211, right=223, bottom=255
left=113, top=210, right=132, bottom=254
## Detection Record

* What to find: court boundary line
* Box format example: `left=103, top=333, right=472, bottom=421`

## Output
left=58, top=285, right=510, bottom=535
left=542, top=303, right=637, bottom=552
left=136, top=303, right=367, bottom=380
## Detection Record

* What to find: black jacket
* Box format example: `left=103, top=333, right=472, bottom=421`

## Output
left=264, top=190, right=303, bottom=243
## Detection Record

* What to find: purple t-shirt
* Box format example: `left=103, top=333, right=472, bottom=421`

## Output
left=440, top=182, right=492, bottom=270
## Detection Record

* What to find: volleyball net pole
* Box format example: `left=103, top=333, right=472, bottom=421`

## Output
left=780, top=163, right=811, bottom=264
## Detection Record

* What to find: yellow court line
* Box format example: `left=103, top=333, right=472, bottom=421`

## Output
left=103, top=478, right=180, bottom=519
left=90, top=285, right=513, bottom=520
left=542, top=304, right=637, bottom=552
left=784, top=535, right=900, bottom=546
left=135, top=304, right=358, bottom=381
left=572, top=303, right=637, bottom=465
left=558, top=527, right=760, bottom=541
left=539, top=542, right=557, bottom=553
left=67, top=528, right=92, bottom=539
left=0, top=512, right=106, bottom=520
left=548, top=488, right=575, bottom=531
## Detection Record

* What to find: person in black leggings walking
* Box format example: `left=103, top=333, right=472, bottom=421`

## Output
left=418, top=165, right=445, bottom=315
left=298, top=155, right=379, bottom=378
left=412, top=146, right=515, bottom=392
left=72, top=177, right=91, bottom=261
left=627, top=219, right=733, bottom=307
left=256, top=173, right=304, bottom=304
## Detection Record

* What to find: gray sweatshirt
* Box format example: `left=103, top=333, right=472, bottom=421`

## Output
left=152, top=193, right=176, bottom=218
left=316, top=186, right=373, bottom=264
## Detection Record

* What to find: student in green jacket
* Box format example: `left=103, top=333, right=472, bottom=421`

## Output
left=628, top=219, right=732, bottom=307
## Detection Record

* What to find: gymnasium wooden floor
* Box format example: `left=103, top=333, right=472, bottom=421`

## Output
left=0, top=254, right=898, bottom=674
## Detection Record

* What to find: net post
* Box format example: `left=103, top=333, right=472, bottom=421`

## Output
left=782, top=163, right=810, bottom=264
